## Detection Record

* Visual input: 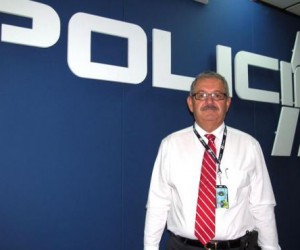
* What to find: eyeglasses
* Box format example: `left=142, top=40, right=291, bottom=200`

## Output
left=192, top=92, right=227, bottom=101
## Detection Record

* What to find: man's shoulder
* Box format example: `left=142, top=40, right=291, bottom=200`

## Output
left=226, top=126, right=258, bottom=143
left=162, top=126, right=194, bottom=142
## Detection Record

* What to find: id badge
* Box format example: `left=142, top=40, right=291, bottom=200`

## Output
left=216, top=185, right=229, bottom=209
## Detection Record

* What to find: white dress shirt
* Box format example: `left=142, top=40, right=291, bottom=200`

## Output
left=144, top=123, right=281, bottom=250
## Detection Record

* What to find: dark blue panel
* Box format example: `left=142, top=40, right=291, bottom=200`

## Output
left=0, top=0, right=299, bottom=249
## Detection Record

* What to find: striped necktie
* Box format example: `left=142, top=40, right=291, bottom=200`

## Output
left=195, top=134, right=217, bottom=245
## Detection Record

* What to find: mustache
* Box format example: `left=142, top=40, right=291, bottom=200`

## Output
left=200, top=105, right=219, bottom=111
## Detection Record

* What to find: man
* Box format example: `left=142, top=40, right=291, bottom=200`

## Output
left=144, top=71, right=280, bottom=250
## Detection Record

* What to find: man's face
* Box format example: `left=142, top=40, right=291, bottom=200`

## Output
left=187, top=77, right=231, bottom=132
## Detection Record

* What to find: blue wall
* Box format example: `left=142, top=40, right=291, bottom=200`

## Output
left=0, top=0, right=299, bottom=249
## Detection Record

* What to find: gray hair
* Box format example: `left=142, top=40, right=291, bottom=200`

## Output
left=189, top=71, right=229, bottom=96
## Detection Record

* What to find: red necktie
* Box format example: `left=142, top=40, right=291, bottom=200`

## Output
left=195, top=134, right=217, bottom=245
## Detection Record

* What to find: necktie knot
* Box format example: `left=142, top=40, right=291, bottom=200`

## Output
left=205, top=134, right=215, bottom=142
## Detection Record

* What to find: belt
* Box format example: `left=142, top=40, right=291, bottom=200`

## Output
left=172, top=232, right=243, bottom=249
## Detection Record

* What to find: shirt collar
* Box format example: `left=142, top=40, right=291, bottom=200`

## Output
left=194, top=122, right=225, bottom=141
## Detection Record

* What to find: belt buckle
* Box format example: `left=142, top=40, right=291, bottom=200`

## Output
left=204, top=240, right=218, bottom=250
left=205, top=241, right=218, bottom=250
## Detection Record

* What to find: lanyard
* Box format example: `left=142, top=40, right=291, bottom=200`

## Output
left=193, top=125, right=227, bottom=175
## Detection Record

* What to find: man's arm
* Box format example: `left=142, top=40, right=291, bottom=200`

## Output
left=144, top=141, right=171, bottom=250
left=250, top=205, right=281, bottom=250
left=250, top=140, right=281, bottom=250
left=144, top=208, right=168, bottom=250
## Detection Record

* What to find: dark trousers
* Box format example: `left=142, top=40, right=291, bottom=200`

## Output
left=166, top=232, right=260, bottom=250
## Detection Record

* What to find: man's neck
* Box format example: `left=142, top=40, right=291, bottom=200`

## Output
left=195, top=121, right=224, bottom=134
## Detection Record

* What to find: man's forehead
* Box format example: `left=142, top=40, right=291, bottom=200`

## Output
left=194, top=78, right=225, bottom=90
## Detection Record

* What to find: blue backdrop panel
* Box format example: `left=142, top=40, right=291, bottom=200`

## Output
left=0, top=0, right=299, bottom=249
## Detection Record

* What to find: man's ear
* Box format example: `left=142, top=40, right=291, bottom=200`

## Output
left=187, top=96, right=193, bottom=113
left=226, top=97, right=231, bottom=112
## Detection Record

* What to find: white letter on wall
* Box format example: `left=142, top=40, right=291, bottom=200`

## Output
left=0, top=0, right=60, bottom=47
left=272, top=107, right=299, bottom=156
left=235, top=51, right=280, bottom=104
left=68, top=13, right=147, bottom=84
left=216, top=45, right=233, bottom=97
left=152, top=29, right=193, bottom=91
left=280, top=61, right=293, bottom=106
